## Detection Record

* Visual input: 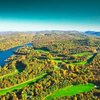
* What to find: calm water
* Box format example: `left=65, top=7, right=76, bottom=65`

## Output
left=0, top=43, right=32, bottom=67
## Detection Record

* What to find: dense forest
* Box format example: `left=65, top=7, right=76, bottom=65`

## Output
left=0, top=31, right=100, bottom=100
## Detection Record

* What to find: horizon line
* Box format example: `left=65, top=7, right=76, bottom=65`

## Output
left=0, top=30, right=99, bottom=32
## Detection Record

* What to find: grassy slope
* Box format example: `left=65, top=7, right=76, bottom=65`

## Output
left=44, top=83, right=94, bottom=100
left=0, top=73, right=47, bottom=96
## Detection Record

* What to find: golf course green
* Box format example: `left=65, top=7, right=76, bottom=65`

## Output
left=44, top=83, right=95, bottom=100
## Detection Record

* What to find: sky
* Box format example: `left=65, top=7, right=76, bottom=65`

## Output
left=0, top=0, right=100, bottom=31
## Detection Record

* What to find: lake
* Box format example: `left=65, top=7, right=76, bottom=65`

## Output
left=0, top=43, right=32, bottom=67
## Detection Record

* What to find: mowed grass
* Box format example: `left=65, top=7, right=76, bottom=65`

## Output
left=72, top=52, right=90, bottom=57
left=44, top=83, right=94, bottom=100
left=52, top=57, right=68, bottom=63
left=53, top=59, right=62, bottom=63
left=52, top=52, right=93, bottom=66
left=35, top=49, right=92, bottom=66
left=72, top=61, right=87, bottom=65
left=0, top=73, right=47, bottom=96
left=73, top=54, right=94, bottom=65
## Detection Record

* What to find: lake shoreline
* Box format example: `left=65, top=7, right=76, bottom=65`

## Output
left=0, top=43, right=32, bottom=67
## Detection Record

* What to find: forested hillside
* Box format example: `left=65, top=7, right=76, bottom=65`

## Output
left=0, top=33, right=34, bottom=51
left=0, top=32, right=99, bottom=100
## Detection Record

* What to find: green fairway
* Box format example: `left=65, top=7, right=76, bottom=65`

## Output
left=0, top=73, right=47, bottom=96
left=35, top=49, right=93, bottom=66
left=52, top=56, right=68, bottom=64
left=68, top=54, right=94, bottom=66
left=73, top=61, right=87, bottom=65
left=52, top=52, right=94, bottom=66
left=44, top=83, right=95, bottom=100
left=53, top=59, right=62, bottom=63
left=72, top=52, right=90, bottom=57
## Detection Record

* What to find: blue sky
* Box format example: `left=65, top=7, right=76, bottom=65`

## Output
left=0, top=0, right=100, bottom=31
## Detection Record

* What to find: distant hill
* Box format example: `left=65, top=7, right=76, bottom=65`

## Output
left=0, top=30, right=100, bottom=37
left=84, top=31, right=100, bottom=37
